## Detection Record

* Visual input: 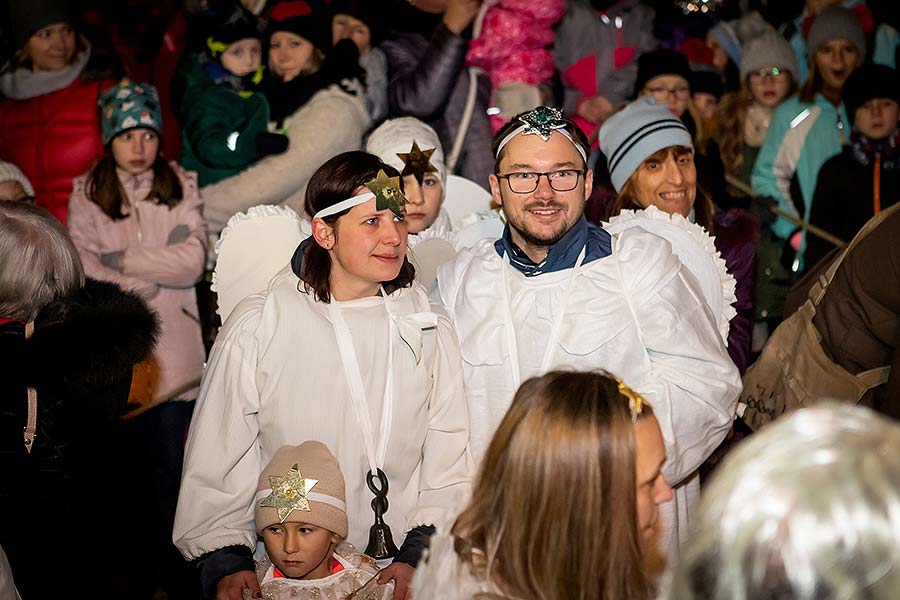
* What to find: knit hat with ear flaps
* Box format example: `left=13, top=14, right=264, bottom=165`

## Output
left=7, top=0, right=75, bottom=53
left=842, top=64, right=900, bottom=126
left=255, top=441, right=348, bottom=539
left=599, top=97, right=693, bottom=193
left=740, top=30, right=799, bottom=84
left=205, top=1, right=261, bottom=56
left=634, top=49, right=692, bottom=97
left=806, top=6, right=866, bottom=59
left=98, top=79, right=163, bottom=146
left=366, top=117, right=447, bottom=186
left=0, top=160, right=34, bottom=197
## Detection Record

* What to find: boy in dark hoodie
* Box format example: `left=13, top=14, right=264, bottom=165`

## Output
left=806, top=63, right=900, bottom=269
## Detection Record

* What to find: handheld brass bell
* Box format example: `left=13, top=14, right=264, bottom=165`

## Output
left=365, top=468, right=399, bottom=559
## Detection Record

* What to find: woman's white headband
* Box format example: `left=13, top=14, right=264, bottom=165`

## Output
left=495, top=106, right=588, bottom=163
left=313, top=191, right=375, bottom=220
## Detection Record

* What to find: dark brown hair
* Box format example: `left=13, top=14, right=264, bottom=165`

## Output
left=491, top=112, right=591, bottom=173
left=87, top=152, right=183, bottom=220
left=452, top=370, right=657, bottom=600
left=301, top=151, right=415, bottom=303
left=612, top=146, right=717, bottom=233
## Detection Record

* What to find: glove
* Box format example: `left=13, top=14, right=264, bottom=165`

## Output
left=322, top=38, right=365, bottom=89
left=167, top=224, right=190, bottom=245
left=100, top=251, right=124, bottom=272
left=255, top=132, right=289, bottom=158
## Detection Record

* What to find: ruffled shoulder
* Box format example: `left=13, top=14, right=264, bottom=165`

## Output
left=411, top=530, right=490, bottom=600
left=604, top=206, right=737, bottom=343
left=212, top=205, right=307, bottom=322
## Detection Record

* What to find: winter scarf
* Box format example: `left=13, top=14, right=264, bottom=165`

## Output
left=494, top=216, right=612, bottom=277
left=850, top=130, right=900, bottom=169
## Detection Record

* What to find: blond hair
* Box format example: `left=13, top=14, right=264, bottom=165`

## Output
left=662, top=403, right=900, bottom=600
left=452, top=370, right=656, bottom=600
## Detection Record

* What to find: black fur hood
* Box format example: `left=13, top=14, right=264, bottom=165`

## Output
left=2, top=279, right=159, bottom=393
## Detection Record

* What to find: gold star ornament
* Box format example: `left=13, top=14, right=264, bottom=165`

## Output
left=397, top=140, right=439, bottom=185
left=259, top=463, right=319, bottom=523
left=365, top=169, right=408, bottom=218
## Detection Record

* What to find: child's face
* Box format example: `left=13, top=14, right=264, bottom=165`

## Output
left=402, top=173, right=443, bottom=234
left=641, top=75, right=690, bottom=118
left=269, top=31, right=315, bottom=83
left=332, top=13, right=371, bottom=53
left=0, top=181, right=29, bottom=202
left=111, top=128, right=159, bottom=175
left=693, top=92, right=718, bottom=122
left=855, top=98, right=900, bottom=140
left=634, top=415, right=673, bottom=545
left=221, top=38, right=262, bottom=77
left=815, top=40, right=860, bottom=92
left=262, top=522, right=339, bottom=580
left=748, top=68, right=792, bottom=109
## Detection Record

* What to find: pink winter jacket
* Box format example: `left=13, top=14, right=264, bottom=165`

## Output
left=67, top=162, right=207, bottom=402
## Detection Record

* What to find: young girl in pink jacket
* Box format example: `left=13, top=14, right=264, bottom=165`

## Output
left=67, top=78, right=207, bottom=596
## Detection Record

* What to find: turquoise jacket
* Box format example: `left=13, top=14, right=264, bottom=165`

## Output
left=751, top=93, right=849, bottom=268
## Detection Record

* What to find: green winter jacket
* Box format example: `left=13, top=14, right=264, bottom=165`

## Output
left=174, top=53, right=270, bottom=187
left=751, top=93, right=849, bottom=269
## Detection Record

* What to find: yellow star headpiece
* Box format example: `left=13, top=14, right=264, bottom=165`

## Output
left=614, top=376, right=650, bottom=422
left=259, top=463, right=319, bottom=523
left=365, top=169, right=408, bottom=218
left=397, top=140, right=439, bottom=185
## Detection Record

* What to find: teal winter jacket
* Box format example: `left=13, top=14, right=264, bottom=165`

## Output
left=751, top=93, right=850, bottom=268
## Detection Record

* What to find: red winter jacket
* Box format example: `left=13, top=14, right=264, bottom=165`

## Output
left=0, top=77, right=113, bottom=224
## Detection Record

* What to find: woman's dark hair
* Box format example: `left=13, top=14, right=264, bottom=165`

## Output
left=87, top=151, right=183, bottom=220
left=301, top=151, right=415, bottom=303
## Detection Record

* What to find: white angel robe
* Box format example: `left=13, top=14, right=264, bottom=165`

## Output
left=436, top=208, right=742, bottom=551
left=174, top=268, right=473, bottom=560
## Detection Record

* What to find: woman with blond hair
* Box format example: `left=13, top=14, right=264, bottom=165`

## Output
left=412, top=370, right=673, bottom=600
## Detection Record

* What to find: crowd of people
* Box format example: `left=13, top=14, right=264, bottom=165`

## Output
left=1, top=0, right=899, bottom=599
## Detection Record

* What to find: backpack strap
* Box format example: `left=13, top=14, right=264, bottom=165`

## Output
left=809, top=201, right=900, bottom=308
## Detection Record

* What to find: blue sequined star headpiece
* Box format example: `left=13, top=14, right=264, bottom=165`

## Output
left=495, top=107, right=588, bottom=162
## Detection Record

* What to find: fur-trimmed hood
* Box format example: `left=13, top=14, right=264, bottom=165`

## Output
left=3, top=279, right=159, bottom=394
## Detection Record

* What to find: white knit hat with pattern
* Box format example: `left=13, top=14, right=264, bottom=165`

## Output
left=366, top=117, right=447, bottom=186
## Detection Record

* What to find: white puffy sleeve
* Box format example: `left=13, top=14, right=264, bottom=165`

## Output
left=407, top=314, right=473, bottom=529
left=173, top=294, right=266, bottom=559
left=614, top=229, right=741, bottom=486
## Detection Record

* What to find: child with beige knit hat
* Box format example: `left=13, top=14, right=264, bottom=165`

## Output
left=252, top=441, right=393, bottom=599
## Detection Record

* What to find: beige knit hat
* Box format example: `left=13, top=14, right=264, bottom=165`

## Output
left=254, top=441, right=348, bottom=538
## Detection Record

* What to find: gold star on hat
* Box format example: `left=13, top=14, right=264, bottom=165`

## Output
left=365, top=169, right=408, bottom=218
left=259, top=463, right=319, bottom=523
left=397, top=140, right=438, bottom=185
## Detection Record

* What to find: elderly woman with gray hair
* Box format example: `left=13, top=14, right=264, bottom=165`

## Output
left=662, top=403, right=900, bottom=600
left=0, top=201, right=158, bottom=597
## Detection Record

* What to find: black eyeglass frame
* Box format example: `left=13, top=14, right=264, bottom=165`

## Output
left=495, top=169, right=587, bottom=194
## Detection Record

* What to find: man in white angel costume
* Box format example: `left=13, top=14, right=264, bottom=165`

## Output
left=436, top=105, right=741, bottom=553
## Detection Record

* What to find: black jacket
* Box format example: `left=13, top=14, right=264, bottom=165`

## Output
left=806, top=147, right=900, bottom=270
left=0, top=279, right=157, bottom=599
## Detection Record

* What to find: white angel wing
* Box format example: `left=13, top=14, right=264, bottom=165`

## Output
left=212, top=205, right=309, bottom=322
left=604, top=206, right=737, bottom=344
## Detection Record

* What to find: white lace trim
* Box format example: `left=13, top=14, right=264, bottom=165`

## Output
left=604, top=206, right=737, bottom=343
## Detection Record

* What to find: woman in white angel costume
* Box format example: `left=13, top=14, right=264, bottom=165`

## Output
left=174, top=151, right=471, bottom=600
left=435, top=105, right=742, bottom=557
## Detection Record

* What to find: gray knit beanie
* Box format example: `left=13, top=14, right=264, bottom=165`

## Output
left=806, top=6, right=866, bottom=59
left=0, top=160, right=34, bottom=197
left=599, top=98, right=693, bottom=193
left=741, top=30, right=800, bottom=83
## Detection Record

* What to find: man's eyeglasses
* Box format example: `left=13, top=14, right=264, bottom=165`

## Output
left=496, top=169, right=585, bottom=194
left=646, top=86, right=691, bottom=101
left=750, top=67, right=786, bottom=80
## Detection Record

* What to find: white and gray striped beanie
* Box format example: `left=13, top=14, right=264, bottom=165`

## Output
left=599, top=98, right=693, bottom=193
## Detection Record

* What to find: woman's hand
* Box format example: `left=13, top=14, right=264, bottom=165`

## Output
left=378, top=562, right=415, bottom=600
left=443, top=0, right=481, bottom=35
left=216, top=570, right=261, bottom=600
